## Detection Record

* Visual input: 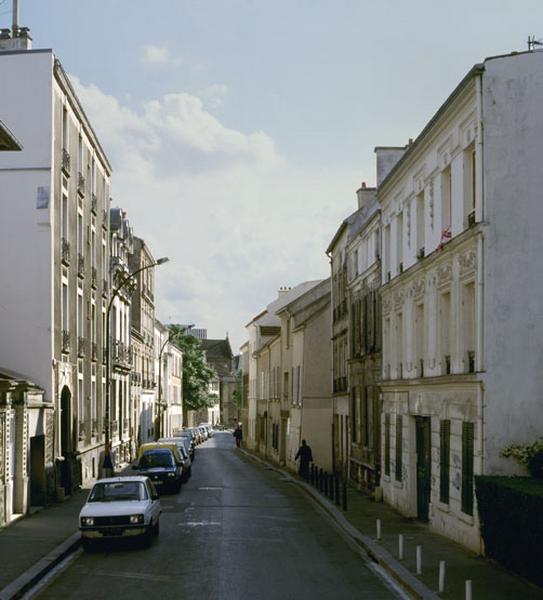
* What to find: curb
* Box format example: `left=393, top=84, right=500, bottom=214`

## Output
left=240, top=449, right=438, bottom=600
left=0, top=532, right=81, bottom=600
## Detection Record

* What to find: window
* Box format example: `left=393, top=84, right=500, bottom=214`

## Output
left=78, top=377, right=84, bottom=425
left=396, top=212, right=403, bottom=272
left=440, top=292, right=451, bottom=374
left=297, top=365, right=302, bottom=406
left=395, top=415, right=403, bottom=481
left=78, top=134, right=83, bottom=172
left=440, top=420, right=451, bottom=503
left=384, top=414, right=391, bottom=476
left=462, top=283, right=476, bottom=373
left=384, top=224, right=391, bottom=278
left=441, top=167, right=452, bottom=232
left=396, top=312, right=403, bottom=377
left=62, top=106, right=68, bottom=149
left=462, top=422, right=475, bottom=515
left=353, top=249, right=359, bottom=277
left=463, top=144, right=476, bottom=225
left=417, top=192, right=425, bottom=254
left=62, top=283, right=69, bottom=332
left=415, top=303, right=425, bottom=377
left=62, top=193, right=69, bottom=240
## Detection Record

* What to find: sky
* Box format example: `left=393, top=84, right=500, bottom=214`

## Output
left=5, top=0, right=543, bottom=351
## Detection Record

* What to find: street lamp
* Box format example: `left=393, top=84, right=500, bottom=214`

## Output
left=104, top=256, right=169, bottom=448
left=156, top=333, right=171, bottom=440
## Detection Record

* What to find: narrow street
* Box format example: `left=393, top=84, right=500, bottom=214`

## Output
left=36, top=432, right=400, bottom=600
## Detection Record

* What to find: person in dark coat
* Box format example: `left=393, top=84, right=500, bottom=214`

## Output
left=233, top=425, right=243, bottom=448
left=101, top=443, right=115, bottom=478
left=295, top=439, right=313, bottom=480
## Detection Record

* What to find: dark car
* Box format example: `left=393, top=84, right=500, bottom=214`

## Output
left=175, top=434, right=195, bottom=460
left=135, top=449, right=183, bottom=493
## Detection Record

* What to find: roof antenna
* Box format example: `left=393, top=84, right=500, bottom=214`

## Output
left=528, top=35, right=542, bottom=51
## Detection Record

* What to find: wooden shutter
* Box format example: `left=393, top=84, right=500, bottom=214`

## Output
left=439, top=420, right=450, bottom=504
left=395, top=415, right=403, bottom=481
left=462, top=422, right=475, bottom=515
left=384, top=413, right=390, bottom=476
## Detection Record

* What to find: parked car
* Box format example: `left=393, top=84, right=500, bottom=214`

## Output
left=199, top=422, right=214, bottom=437
left=79, top=476, right=161, bottom=550
left=134, top=448, right=183, bottom=493
left=198, top=426, right=208, bottom=441
left=158, top=437, right=192, bottom=480
left=174, top=433, right=195, bottom=460
left=137, top=441, right=184, bottom=465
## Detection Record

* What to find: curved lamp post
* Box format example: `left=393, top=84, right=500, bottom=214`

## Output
left=104, top=256, right=169, bottom=447
left=156, top=333, right=171, bottom=440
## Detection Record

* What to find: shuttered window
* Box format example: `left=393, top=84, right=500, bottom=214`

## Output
left=462, top=422, right=475, bottom=515
left=395, top=415, right=403, bottom=481
left=440, top=420, right=451, bottom=504
left=384, top=413, right=391, bottom=476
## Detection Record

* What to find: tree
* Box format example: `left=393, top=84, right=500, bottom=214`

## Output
left=168, top=325, right=216, bottom=414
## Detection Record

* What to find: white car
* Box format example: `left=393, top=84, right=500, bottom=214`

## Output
left=79, top=476, right=161, bottom=549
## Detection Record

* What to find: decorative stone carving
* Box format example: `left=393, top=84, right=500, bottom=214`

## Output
left=394, top=290, right=404, bottom=309
left=411, top=277, right=425, bottom=299
left=428, top=178, right=434, bottom=227
left=436, top=262, right=453, bottom=287
left=382, top=296, right=392, bottom=316
left=458, top=249, right=477, bottom=276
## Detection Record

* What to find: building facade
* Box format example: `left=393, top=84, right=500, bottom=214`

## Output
left=0, top=46, right=112, bottom=495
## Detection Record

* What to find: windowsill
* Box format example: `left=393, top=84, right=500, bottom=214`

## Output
left=394, top=479, right=403, bottom=489
left=436, top=500, right=450, bottom=513
left=382, top=474, right=391, bottom=483
left=459, top=511, right=474, bottom=526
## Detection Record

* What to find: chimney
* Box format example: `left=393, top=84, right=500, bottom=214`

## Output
left=0, top=1, right=32, bottom=51
left=356, top=181, right=377, bottom=210
left=374, top=146, right=407, bottom=186
left=277, top=286, right=292, bottom=297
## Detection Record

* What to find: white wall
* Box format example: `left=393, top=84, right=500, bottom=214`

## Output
left=0, top=51, right=54, bottom=397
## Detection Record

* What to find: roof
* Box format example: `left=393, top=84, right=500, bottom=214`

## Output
left=377, top=62, right=484, bottom=195
left=201, top=338, right=233, bottom=361
left=0, top=119, right=21, bottom=150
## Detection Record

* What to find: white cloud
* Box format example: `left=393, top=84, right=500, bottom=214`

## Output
left=71, top=77, right=359, bottom=350
left=141, top=45, right=172, bottom=66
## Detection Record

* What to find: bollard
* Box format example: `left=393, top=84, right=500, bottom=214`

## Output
left=342, top=480, right=348, bottom=511
left=319, top=468, right=324, bottom=492
left=335, top=475, right=340, bottom=506
left=323, top=471, right=328, bottom=496
left=439, top=561, right=446, bottom=594
left=376, top=519, right=381, bottom=541
left=329, top=475, right=334, bottom=500
left=398, top=534, right=404, bottom=560
left=416, top=545, right=422, bottom=575
left=310, top=464, right=315, bottom=486
left=465, top=580, right=472, bottom=600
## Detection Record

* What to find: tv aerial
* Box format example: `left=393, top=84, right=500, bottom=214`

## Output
left=527, top=35, right=543, bottom=51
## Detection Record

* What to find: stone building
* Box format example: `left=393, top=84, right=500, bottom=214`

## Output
left=0, top=40, right=112, bottom=494
left=377, top=50, right=543, bottom=552
left=345, top=184, right=382, bottom=490
left=130, top=237, right=158, bottom=445
left=200, top=338, right=236, bottom=427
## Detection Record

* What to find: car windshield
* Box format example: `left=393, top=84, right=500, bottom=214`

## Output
left=139, top=451, right=174, bottom=468
left=88, top=481, right=147, bottom=503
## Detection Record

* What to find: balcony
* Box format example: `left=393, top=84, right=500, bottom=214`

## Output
left=91, top=266, right=97, bottom=288
left=78, top=336, right=87, bottom=357
left=111, top=340, right=132, bottom=369
left=91, top=193, right=97, bottom=214
left=61, top=238, right=71, bottom=265
left=77, top=172, right=85, bottom=195
left=77, top=253, right=85, bottom=277
left=61, top=329, right=70, bottom=353
left=61, top=148, right=71, bottom=175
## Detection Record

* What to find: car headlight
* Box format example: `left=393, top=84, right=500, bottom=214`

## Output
left=167, top=472, right=176, bottom=477
left=130, top=514, right=144, bottom=524
left=81, top=517, right=94, bottom=526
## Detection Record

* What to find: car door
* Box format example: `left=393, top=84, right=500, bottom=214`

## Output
left=146, top=480, right=161, bottom=522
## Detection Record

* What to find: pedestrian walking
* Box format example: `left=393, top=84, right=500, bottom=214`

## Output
left=295, top=439, right=313, bottom=480
left=233, top=424, right=243, bottom=448
left=101, top=442, right=115, bottom=478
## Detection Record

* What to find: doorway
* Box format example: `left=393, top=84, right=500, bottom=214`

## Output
left=60, top=386, right=72, bottom=494
left=416, top=417, right=431, bottom=522
left=30, top=435, right=46, bottom=506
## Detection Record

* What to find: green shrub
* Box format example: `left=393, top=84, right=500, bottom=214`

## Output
left=475, top=476, right=543, bottom=586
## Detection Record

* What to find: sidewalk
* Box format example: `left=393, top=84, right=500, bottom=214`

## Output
left=0, top=488, right=89, bottom=598
left=242, top=450, right=543, bottom=600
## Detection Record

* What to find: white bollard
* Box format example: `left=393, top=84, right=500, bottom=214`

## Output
left=416, top=545, right=422, bottom=575
left=439, top=560, right=446, bottom=593
left=398, top=534, right=404, bottom=560
left=465, top=580, right=472, bottom=600
left=376, top=519, right=382, bottom=540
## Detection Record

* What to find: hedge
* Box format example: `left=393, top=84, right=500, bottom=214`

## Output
left=475, top=476, right=543, bottom=586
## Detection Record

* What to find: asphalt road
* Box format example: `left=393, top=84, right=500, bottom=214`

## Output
left=37, top=432, right=401, bottom=600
